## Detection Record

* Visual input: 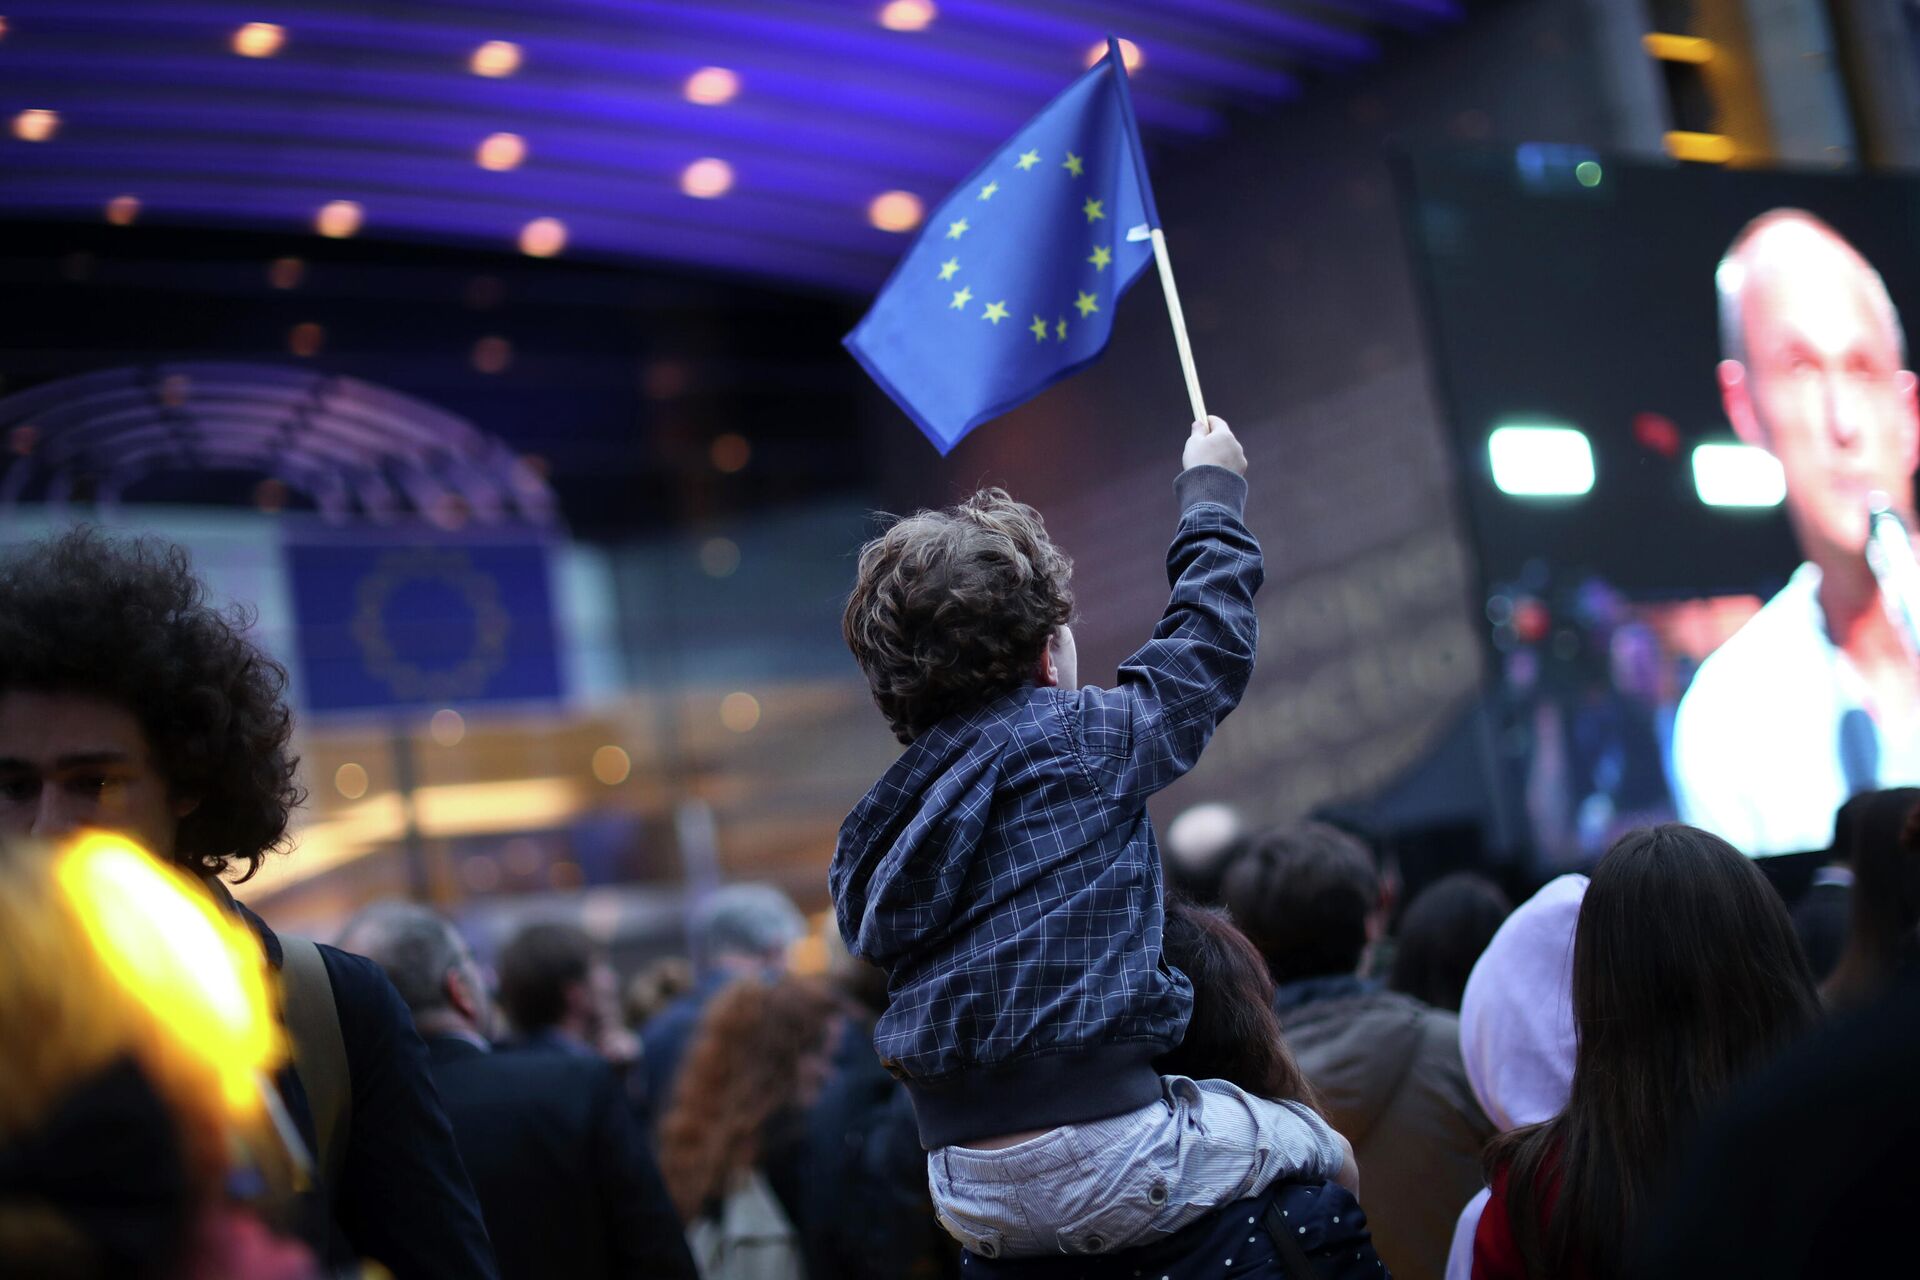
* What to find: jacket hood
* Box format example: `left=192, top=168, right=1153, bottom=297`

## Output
left=1280, top=989, right=1432, bottom=1147
left=830, top=696, right=1020, bottom=968
left=1458, top=873, right=1586, bottom=1132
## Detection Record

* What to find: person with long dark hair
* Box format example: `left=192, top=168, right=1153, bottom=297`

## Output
left=1473, top=825, right=1820, bottom=1279
left=1819, top=786, right=1920, bottom=1009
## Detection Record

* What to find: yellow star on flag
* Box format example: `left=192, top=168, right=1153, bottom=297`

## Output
left=946, top=218, right=970, bottom=240
left=1087, top=245, right=1112, bottom=271
left=937, top=257, right=960, bottom=281
left=1074, top=290, right=1099, bottom=318
left=1055, top=317, right=1068, bottom=340
left=1016, top=149, right=1041, bottom=171
left=1082, top=198, right=1104, bottom=223
left=978, top=181, right=999, bottom=201
left=982, top=300, right=1009, bottom=324
left=1029, top=315, right=1049, bottom=342
left=1063, top=152, right=1084, bottom=178
left=950, top=286, right=973, bottom=310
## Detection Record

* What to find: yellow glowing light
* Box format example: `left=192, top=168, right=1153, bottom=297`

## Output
left=710, top=433, right=750, bottom=473
left=232, top=21, right=285, bottom=58
left=685, top=66, right=740, bottom=106
left=335, top=761, right=368, bottom=799
left=429, top=708, right=466, bottom=746
left=720, top=691, right=761, bottom=733
left=878, top=0, right=936, bottom=32
left=1087, top=38, right=1143, bottom=71
left=1642, top=32, right=1713, bottom=64
left=54, top=833, right=283, bottom=1117
left=476, top=131, right=525, bottom=171
left=1665, top=131, right=1735, bottom=164
left=592, top=744, right=631, bottom=786
left=519, top=216, right=566, bottom=257
left=680, top=157, right=734, bottom=199
left=315, top=199, right=362, bottom=238
left=288, top=321, right=324, bottom=357
left=13, top=108, right=58, bottom=142
left=104, top=194, right=139, bottom=226
left=868, top=190, right=924, bottom=233
left=470, top=40, right=521, bottom=78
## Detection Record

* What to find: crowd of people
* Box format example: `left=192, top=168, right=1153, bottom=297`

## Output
left=3, top=413, right=1920, bottom=1280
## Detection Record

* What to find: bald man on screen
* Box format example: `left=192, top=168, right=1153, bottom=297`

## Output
left=1672, top=210, right=1920, bottom=853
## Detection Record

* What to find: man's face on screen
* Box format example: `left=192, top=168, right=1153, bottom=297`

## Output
left=1727, top=223, right=1919, bottom=561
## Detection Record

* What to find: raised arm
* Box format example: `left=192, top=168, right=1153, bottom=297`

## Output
left=1071, top=417, right=1262, bottom=804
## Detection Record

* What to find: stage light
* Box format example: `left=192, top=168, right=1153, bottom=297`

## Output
left=1665, top=131, right=1734, bottom=164
left=315, top=199, right=361, bottom=238
left=232, top=22, right=284, bottom=58
left=721, top=692, right=761, bottom=733
left=430, top=708, right=466, bottom=746
left=879, top=0, right=936, bottom=32
left=471, top=40, right=521, bottom=77
left=13, top=109, right=58, bottom=142
left=699, top=537, right=741, bottom=578
left=868, top=190, right=924, bottom=233
left=476, top=132, right=525, bottom=171
left=1691, top=443, right=1785, bottom=507
left=105, top=194, right=139, bottom=226
left=1087, top=38, right=1143, bottom=71
left=288, top=322, right=324, bottom=357
left=710, top=433, right=751, bottom=473
left=1575, top=160, right=1603, bottom=187
left=592, top=745, right=631, bottom=786
left=268, top=256, right=304, bottom=289
left=685, top=67, right=740, bottom=105
left=1488, top=424, right=1594, bottom=497
left=681, top=158, right=733, bottom=199
left=335, top=762, right=369, bottom=799
left=471, top=335, right=512, bottom=374
left=519, top=216, right=566, bottom=257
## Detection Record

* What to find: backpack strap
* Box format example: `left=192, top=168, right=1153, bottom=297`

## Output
left=280, top=935, right=351, bottom=1198
left=1264, top=1197, right=1323, bottom=1280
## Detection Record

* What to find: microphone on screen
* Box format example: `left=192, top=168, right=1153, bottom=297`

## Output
left=1865, top=491, right=1920, bottom=658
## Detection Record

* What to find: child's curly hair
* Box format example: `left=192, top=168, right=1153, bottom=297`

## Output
left=843, top=489, right=1073, bottom=744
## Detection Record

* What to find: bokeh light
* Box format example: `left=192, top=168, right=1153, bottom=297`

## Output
left=476, top=132, right=526, bottom=171
left=430, top=708, right=466, bottom=746
left=868, top=190, right=924, bottom=233
left=1087, top=38, right=1143, bottom=70
left=287, top=322, right=324, bottom=357
left=592, top=745, right=631, bottom=786
left=681, top=158, right=734, bottom=199
left=720, top=692, right=762, bottom=733
left=334, top=762, right=369, bottom=799
left=685, top=67, right=740, bottom=105
left=878, top=0, right=936, bottom=32
left=470, top=40, right=521, bottom=77
left=710, top=433, right=751, bottom=473
left=104, top=194, right=139, bottom=226
left=471, top=335, right=513, bottom=374
left=315, top=199, right=362, bottom=238
left=519, top=216, right=566, bottom=257
left=13, top=109, right=58, bottom=142
left=232, top=22, right=284, bottom=58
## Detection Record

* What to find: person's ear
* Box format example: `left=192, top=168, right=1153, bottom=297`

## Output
left=1720, top=359, right=1766, bottom=450
left=445, top=967, right=481, bottom=1024
left=1035, top=638, right=1059, bottom=688
left=1897, top=369, right=1919, bottom=476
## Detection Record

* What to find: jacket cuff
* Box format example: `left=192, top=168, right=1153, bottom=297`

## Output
left=1174, top=465, right=1248, bottom=518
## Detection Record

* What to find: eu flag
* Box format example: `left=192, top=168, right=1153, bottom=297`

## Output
left=846, top=50, right=1159, bottom=454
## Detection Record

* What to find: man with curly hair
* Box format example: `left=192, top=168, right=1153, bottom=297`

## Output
left=832, top=417, right=1354, bottom=1263
left=0, top=527, right=499, bottom=1280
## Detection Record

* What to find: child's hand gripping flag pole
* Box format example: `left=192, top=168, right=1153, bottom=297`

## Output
left=844, top=36, right=1205, bottom=454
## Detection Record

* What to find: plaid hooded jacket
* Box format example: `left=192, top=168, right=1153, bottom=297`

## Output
left=830, top=465, right=1263, bottom=1147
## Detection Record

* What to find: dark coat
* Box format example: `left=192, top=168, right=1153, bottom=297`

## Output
left=428, top=1035, right=698, bottom=1280
left=958, top=1179, right=1385, bottom=1279
left=244, top=906, right=498, bottom=1280
left=1276, top=980, right=1491, bottom=1280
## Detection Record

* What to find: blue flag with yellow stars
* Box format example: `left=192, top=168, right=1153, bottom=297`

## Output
left=846, top=49, right=1158, bottom=454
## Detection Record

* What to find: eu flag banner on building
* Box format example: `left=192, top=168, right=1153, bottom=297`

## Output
left=846, top=47, right=1161, bottom=454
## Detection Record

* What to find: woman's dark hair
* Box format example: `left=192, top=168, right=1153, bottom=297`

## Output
left=1486, top=825, right=1819, bottom=1279
left=1823, top=787, right=1920, bottom=1009
left=1154, top=897, right=1322, bottom=1113
left=842, top=489, right=1072, bottom=744
left=0, top=528, right=302, bottom=881
left=1388, top=872, right=1513, bottom=1012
